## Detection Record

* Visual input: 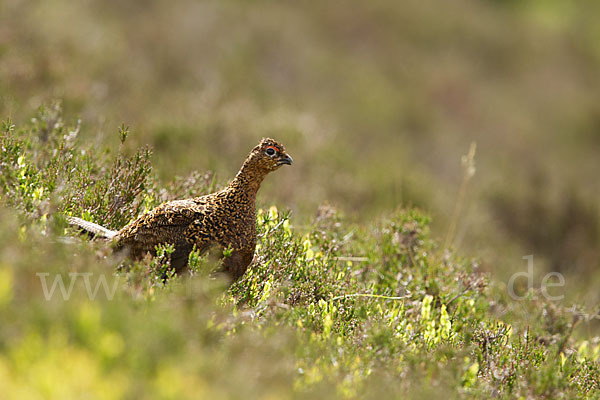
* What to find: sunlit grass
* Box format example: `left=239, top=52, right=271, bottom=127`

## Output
left=0, top=110, right=598, bottom=398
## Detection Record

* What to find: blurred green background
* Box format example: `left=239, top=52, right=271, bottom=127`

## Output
left=1, top=0, right=599, bottom=303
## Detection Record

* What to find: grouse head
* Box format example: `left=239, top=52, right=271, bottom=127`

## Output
left=247, top=138, right=293, bottom=174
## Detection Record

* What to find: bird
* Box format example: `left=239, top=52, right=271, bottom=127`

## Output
left=67, top=138, right=293, bottom=281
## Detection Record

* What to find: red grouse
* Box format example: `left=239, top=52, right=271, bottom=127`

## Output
left=68, top=138, right=293, bottom=281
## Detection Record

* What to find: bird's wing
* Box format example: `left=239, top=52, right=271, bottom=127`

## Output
left=114, top=199, right=211, bottom=254
left=183, top=213, right=215, bottom=249
left=120, top=199, right=205, bottom=232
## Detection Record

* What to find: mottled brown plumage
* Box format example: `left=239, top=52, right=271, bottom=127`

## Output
left=68, top=138, right=293, bottom=280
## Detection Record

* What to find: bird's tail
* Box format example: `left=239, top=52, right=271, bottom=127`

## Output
left=66, top=216, right=117, bottom=239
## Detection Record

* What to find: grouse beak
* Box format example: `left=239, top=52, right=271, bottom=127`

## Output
left=278, top=154, right=294, bottom=166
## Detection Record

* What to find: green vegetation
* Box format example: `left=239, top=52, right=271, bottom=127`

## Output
left=2, top=0, right=599, bottom=301
left=1, top=0, right=600, bottom=397
left=0, top=107, right=598, bottom=398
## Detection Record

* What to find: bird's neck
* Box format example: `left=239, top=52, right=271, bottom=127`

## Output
left=228, top=160, right=267, bottom=199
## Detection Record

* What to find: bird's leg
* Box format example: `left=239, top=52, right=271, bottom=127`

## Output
left=221, top=248, right=255, bottom=282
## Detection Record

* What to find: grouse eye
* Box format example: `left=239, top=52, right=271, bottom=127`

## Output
left=265, top=147, right=277, bottom=156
